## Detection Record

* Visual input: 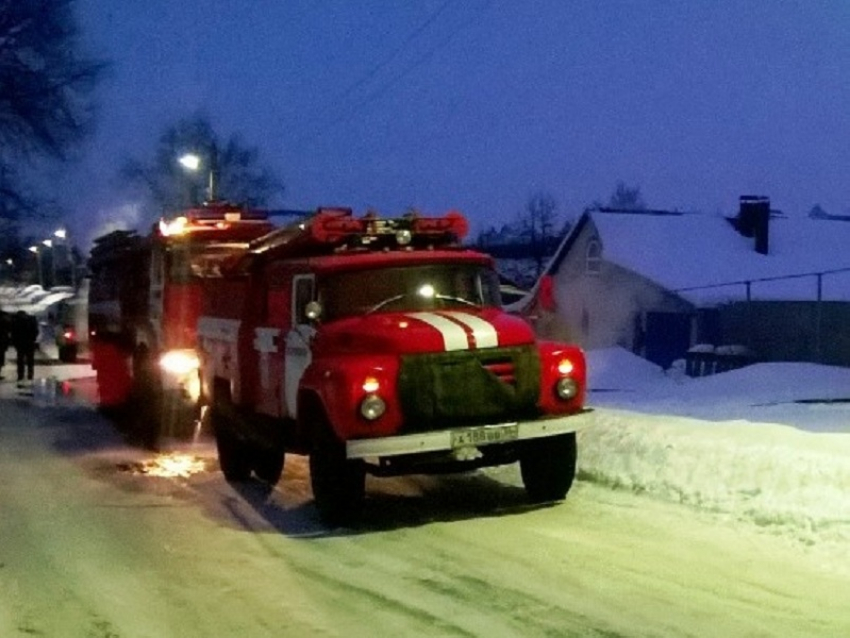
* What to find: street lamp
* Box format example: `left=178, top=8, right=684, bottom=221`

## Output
left=178, top=146, right=218, bottom=202
left=28, top=245, right=43, bottom=287
left=52, top=228, right=75, bottom=288
left=1, top=258, right=11, bottom=284
left=178, top=153, right=201, bottom=171
left=42, top=239, right=56, bottom=288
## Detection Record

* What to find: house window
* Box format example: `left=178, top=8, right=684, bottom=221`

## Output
left=585, top=239, right=602, bottom=275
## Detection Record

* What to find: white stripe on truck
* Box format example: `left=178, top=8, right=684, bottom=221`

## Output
left=407, top=312, right=469, bottom=351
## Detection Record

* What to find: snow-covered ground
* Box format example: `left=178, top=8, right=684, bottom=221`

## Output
left=16, top=347, right=850, bottom=558
left=3, top=349, right=850, bottom=636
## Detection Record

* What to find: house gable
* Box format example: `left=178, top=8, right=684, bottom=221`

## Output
left=527, top=210, right=694, bottom=365
left=525, top=202, right=850, bottom=367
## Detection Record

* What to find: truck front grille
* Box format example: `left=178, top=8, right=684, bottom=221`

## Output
left=397, top=346, right=540, bottom=433
left=481, top=356, right=516, bottom=386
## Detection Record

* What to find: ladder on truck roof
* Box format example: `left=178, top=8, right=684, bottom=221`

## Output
left=247, top=207, right=469, bottom=258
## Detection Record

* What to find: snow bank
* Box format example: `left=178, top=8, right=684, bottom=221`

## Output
left=577, top=347, right=850, bottom=548
left=578, top=410, right=850, bottom=547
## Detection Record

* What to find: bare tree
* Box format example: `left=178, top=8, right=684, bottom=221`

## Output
left=120, top=113, right=284, bottom=217
left=519, top=191, right=560, bottom=277
left=0, top=0, right=105, bottom=226
left=607, top=181, right=646, bottom=209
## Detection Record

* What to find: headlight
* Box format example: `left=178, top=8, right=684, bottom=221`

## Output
left=359, top=394, right=386, bottom=420
left=555, top=377, right=578, bottom=400
left=159, top=350, right=200, bottom=376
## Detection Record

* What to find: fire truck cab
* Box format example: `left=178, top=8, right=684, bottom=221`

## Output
left=198, top=208, right=592, bottom=525
left=87, top=203, right=275, bottom=448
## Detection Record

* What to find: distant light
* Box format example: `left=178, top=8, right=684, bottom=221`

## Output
left=54, top=228, right=67, bottom=240
left=179, top=153, right=201, bottom=171
left=42, top=239, right=52, bottom=248
left=28, top=245, right=38, bottom=253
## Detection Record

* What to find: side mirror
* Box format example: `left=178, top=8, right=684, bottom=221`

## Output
left=304, top=300, right=322, bottom=322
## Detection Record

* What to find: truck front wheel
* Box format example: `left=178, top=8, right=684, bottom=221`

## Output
left=131, top=348, right=163, bottom=450
left=309, top=417, right=366, bottom=527
left=519, top=433, right=577, bottom=502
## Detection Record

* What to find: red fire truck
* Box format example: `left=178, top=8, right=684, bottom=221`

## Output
left=197, top=207, right=591, bottom=525
left=87, top=202, right=276, bottom=448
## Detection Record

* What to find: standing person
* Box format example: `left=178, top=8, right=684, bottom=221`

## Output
left=0, top=310, right=9, bottom=380
left=11, top=310, right=39, bottom=387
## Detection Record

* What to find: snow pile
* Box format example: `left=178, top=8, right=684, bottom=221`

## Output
left=576, top=348, right=850, bottom=547
left=586, top=346, right=669, bottom=390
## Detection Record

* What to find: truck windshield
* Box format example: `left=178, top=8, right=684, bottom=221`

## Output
left=319, top=264, right=502, bottom=321
left=167, top=243, right=247, bottom=283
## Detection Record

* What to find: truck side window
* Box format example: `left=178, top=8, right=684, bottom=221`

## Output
left=292, top=275, right=314, bottom=325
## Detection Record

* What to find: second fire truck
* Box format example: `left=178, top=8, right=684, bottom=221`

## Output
left=197, top=208, right=592, bottom=525
left=87, top=202, right=276, bottom=448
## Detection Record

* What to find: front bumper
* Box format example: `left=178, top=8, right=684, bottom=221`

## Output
left=346, top=408, right=594, bottom=460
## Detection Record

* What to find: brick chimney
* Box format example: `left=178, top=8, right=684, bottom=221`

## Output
left=737, top=195, right=770, bottom=255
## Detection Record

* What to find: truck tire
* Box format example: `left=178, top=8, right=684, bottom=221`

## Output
left=210, top=392, right=251, bottom=482
left=519, top=432, right=577, bottom=503
left=58, top=343, right=78, bottom=363
left=253, top=447, right=285, bottom=485
left=309, top=416, right=366, bottom=527
left=159, top=390, right=199, bottom=441
left=131, top=348, right=163, bottom=450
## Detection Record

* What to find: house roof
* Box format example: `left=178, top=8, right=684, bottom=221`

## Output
left=549, top=209, right=850, bottom=306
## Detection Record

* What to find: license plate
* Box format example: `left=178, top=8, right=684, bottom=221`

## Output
left=451, top=424, right=519, bottom=448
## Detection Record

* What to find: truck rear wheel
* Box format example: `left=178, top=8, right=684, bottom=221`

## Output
left=210, top=392, right=251, bottom=482
left=309, top=416, right=365, bottom=527
left=519, top=432, right=577, bottom=502
left=253, top=447, right=285, bottom=485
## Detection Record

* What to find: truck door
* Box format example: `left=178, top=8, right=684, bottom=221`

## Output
left=284, top=274, right=315, bottom=418
left=253, top=275, right=289, bottom=417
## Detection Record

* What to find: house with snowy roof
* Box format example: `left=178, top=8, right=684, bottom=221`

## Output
left=521, top=196, right=850, bottom=370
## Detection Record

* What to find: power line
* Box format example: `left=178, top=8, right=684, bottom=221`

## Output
left=331, top=0, right=454, bottom=106
left=294, top=1, right=490, bottom=150
left=294, top=1, right=453, bottom=148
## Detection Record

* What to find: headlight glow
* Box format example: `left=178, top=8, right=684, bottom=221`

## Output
left=362, top=376, right=380, bottom=393
left=557, top=358, right=575, bottom=375
left=159, top=350, right=201, bottom=376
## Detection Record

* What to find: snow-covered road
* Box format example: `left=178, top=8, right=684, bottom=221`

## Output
left=1, top=367, right=849, bottom=637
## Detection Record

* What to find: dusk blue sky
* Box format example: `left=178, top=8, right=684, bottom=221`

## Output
left=54, top=1, right=850, bottom=245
